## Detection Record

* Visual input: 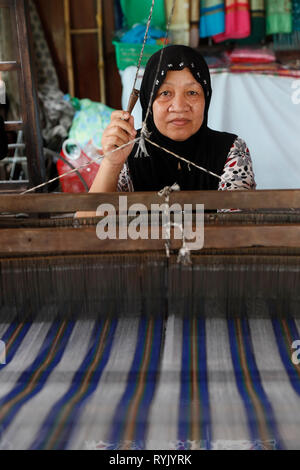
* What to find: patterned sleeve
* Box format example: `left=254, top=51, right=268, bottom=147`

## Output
left=217, top=137, right=256, bottom=212
left=218, top=137, right=256, bottom=191
left=117, top=162, right=134, bottom=192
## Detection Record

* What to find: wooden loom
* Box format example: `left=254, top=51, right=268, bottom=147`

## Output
left=1, top=189, right=300, bottom=320
left=2, top=3, right=300, bottom=451
left=1, top=190, right=300, bottom=450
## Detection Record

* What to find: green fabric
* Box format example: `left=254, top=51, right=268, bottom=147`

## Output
left=293, top=0, right=300, bottom=30
left=266, top=0, right=292, bottom=35
left=120, top=0, right=166, bottom=30
left=237, top=0, right=265, bottom=45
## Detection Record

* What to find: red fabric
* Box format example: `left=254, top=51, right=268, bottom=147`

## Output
left=57, top=148, right=100, bottom=193
left=213, top=0, right=251, bottom=42
left=227, top=48, right=276, bottom=64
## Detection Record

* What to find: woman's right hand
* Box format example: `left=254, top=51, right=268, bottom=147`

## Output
left=101, top=110, right=137, bottom=168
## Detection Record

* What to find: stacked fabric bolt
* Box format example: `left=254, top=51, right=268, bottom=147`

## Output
left=199, top=0, right=300, bottom=43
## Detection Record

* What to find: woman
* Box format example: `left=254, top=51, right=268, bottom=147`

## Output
left=77, top=45, right=255, bottom=215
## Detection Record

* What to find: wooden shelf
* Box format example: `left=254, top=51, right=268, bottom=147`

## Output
left=4, top=121, right=23, bottom=132
left=0, top=61, right=20, bottom=72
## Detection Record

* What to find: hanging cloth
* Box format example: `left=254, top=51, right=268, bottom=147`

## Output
left=293, top=0, right=300, bottom=30
left=165, top=0, right=190, bottom=45
left=213, top=0, right=251, bottom=43
left=266, top=0, right=292, bottom=35
left=237, top=0, right=266, bottom=45
left=199, top=1, right=225, bottom=38
left=120, top=0, right=166, bottom=30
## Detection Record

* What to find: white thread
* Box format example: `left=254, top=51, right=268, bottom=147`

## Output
left=146, top=138, right=221, bottom=180
left=146, top=137, right=243, bottom=190
left=135, top=0, right=176, bottom=159
left=157, top=183, right=191, bottom=264
left=20, top=138, right=141, bottom=195
left=131, top=0, right=156, bottom=93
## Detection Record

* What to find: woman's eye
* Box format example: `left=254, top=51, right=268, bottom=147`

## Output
left=188, top=90, right=198, bottom=96
left=160, top=90, right=170, bottom=96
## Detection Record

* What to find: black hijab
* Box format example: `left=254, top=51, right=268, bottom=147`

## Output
left=127, top=45, right=237, bottom=192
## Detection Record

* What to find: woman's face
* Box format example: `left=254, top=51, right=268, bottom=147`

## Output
left=152, top=68, right=206, bottom=142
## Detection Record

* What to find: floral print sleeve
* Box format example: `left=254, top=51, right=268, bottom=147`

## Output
left=117, top=162, right=134, bottom=192
left=217, top=137, right=256, bottom=212
left=218, top=137, right=256, bottom=191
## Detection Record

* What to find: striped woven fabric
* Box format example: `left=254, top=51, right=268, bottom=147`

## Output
left=237, top=0, right=266, bottom=44
left=266, top=0, right=293, bottom=35
left=213, top=0, right=251, bottom=42
left=199, top=1, right=225, bottom=38
left=293, top=0, right=300, bottom=30
left=0, top=313, right=300, bottom=450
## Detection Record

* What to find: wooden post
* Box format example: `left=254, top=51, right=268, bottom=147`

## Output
left=64, top=0, right=75, bottom=97
left=96, top=0, right=106, bottom=104
left=15, top=0, right=45, bottom=189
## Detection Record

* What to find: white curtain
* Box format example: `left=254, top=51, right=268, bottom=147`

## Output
left=209, top=73, right=300, bottom=189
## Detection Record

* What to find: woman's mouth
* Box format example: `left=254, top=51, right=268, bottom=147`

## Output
left=170, top=119, right=190, bottom=127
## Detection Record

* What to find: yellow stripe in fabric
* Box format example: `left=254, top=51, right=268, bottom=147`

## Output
left=235, top=319, right=272, bottom=448
left=0, top=321, right=67, bottom=421
left=6, top=323, right=24, bottom=353
left=202, top=7, right=225, bottom=16
left=122, top=318, right=154, bottom=449
left=46, top=318, right=111, bottom=449
left=252, top=11, right=265, bottom=17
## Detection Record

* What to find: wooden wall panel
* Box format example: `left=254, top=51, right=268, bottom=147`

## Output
left=33, top=0, right=122, bottom=109
left=72, top=34, right=100, bottom=102
left=33, top=0, right=68, bottom=92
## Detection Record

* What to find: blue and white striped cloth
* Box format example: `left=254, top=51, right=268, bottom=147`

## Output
left=0, top=313, right=300, bottom=450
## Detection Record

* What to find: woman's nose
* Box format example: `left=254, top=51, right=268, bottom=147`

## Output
left=168, top=93, right=189, bottom=112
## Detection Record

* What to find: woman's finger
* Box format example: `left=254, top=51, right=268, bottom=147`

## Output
left=106, top=119, right=136, bottom=137
left=102, top=135, right=132, bottom=153
left=102, top=129, right=131, bottom=151
left=104, top=126, right=135, bottom=143
left=110, top=110, right=130, bottom=121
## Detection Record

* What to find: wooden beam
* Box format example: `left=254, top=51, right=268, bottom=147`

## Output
left=70, top=28, right=98, bottom=34
left=1, top=190, right=300, bottom=213
left=0, top=224, right=300, bottom=256
left=4, top=121, right=23, bottom=132
left=0, top=62, right=20, bottom=72
left=0, top=181, right=28, bottom=192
